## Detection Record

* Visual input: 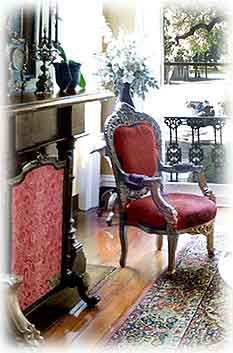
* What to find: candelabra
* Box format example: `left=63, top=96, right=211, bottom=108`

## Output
left=33, top=28, right=58, bottom=97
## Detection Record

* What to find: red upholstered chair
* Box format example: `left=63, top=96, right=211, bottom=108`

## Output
left=104, top=103, right=217, bottom=274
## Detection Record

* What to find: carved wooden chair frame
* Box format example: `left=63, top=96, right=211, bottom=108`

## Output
left=104, top=102, right=216, bottom=274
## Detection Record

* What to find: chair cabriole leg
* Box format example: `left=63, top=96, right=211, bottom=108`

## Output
left=167, top=233, right=178, bottom=275
left=119, top=216, right=128, bottom=267
left=206, top=219, right=215, bottom=257
left=156, top=234, right=163, bottom=250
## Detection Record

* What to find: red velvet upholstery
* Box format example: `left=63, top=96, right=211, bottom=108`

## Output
left=126, top=193, right=217, bottom=231
left=11, top=165, right=64, bottom=310
left=114, top=123, right=159, bottom=176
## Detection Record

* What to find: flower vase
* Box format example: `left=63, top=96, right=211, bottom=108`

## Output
left=53, top=62, right=72, bottom=95
left=54, top=62, right=81, bottom=95
left=119, top=82, right=135, bottom=108
left=66, top=62, right=81, bottom=95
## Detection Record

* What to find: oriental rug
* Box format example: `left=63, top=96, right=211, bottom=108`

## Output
left=105, top=234, right=232, bottom=350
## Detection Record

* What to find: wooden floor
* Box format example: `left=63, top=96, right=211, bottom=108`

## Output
left=41, top=207, right=231, bottom=348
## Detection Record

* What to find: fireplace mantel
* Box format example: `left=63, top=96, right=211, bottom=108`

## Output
left=6, top=90, right=114, bottom=155
left=6, top=90, right=114, bottom=114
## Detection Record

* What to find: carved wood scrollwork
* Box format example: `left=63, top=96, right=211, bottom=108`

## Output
left=2, top=274, right=43, bottom=346
left=188, top=219, right=215, bottom=256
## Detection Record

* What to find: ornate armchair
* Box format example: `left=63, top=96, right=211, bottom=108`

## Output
left=104, top=103, right=217, bottom=274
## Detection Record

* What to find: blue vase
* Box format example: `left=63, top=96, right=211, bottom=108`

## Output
left=119, top=82, right=135, bottom=108
left=54, top=62, right=72, bottom=93
left=54, top=62, right=81, bottom=95
left=67, top=62, right=81, bottom=94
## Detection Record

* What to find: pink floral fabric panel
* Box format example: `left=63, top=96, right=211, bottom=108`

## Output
left=11, top=165, right=64, bottom=310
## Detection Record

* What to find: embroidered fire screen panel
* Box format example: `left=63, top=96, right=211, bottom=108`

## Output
left=11, top=164, right=64, bottom=310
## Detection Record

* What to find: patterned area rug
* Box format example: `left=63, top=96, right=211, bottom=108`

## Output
left=105, top=234, right=232, bottom=350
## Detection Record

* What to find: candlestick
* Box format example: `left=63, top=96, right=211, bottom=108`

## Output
left=48, top=3, right=52, bottom=43
left=33, top=27, right=57, bottom=96
left=20, top=8, right=24, bottom=38
left=55, top=2, right=58, bottom=43
left=39, top=4, right=42, bottom=43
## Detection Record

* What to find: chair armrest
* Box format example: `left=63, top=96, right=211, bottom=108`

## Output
left=120, top=171, right=178, bottom=228
left=159, top=161, right=216, bottom=203
left=159, top=161, right=202, bottom=173
left=121, top=171, right=162, bottom=190
left=149, top=182, right=178, bottom=229
left=197, top=170, right=216, bottom=202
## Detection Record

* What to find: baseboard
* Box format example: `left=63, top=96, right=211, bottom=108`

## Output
left=100, top=174, right=233, bottom=207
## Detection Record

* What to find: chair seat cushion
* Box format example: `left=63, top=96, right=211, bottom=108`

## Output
left=126, top=193, right=217, bottom=231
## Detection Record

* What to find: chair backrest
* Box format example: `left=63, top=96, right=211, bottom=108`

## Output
left=104, top=103, right=162, bottom=203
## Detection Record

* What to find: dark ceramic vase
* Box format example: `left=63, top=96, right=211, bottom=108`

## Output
left=54, top=62, right=72, bottom=93
left=67, top=62, right=81, bottom=94
left=54, top=62, right=81, bottom=95
left=119, top=82, right=135, bottom=108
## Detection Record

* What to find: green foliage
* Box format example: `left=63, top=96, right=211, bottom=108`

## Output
left=164, top=6, right=227, bottom=62
left=55, top=45, right=67, bottom=62
left=79, top=73, right=86, bottom=90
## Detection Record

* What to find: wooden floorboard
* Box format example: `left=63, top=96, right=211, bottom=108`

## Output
left=39, top=207, right=230, bottom=348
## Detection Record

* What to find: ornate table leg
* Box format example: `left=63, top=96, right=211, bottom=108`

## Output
left=57, top=137, right=100, bottom=307
left=2, top=274, right=43, bottom=346
left=164, top=117, right=182, bottom=182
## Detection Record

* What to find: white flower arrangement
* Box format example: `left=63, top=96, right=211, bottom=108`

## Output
left=95, top=30, right=158, bottom=99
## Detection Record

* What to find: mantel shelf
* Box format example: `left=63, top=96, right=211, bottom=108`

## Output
left=6, top=89, right=115, bottom=114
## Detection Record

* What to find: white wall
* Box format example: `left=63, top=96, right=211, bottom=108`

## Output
left=59, top=0, right=103, bottom=210
left=58, top=0, right=103, bottom=89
